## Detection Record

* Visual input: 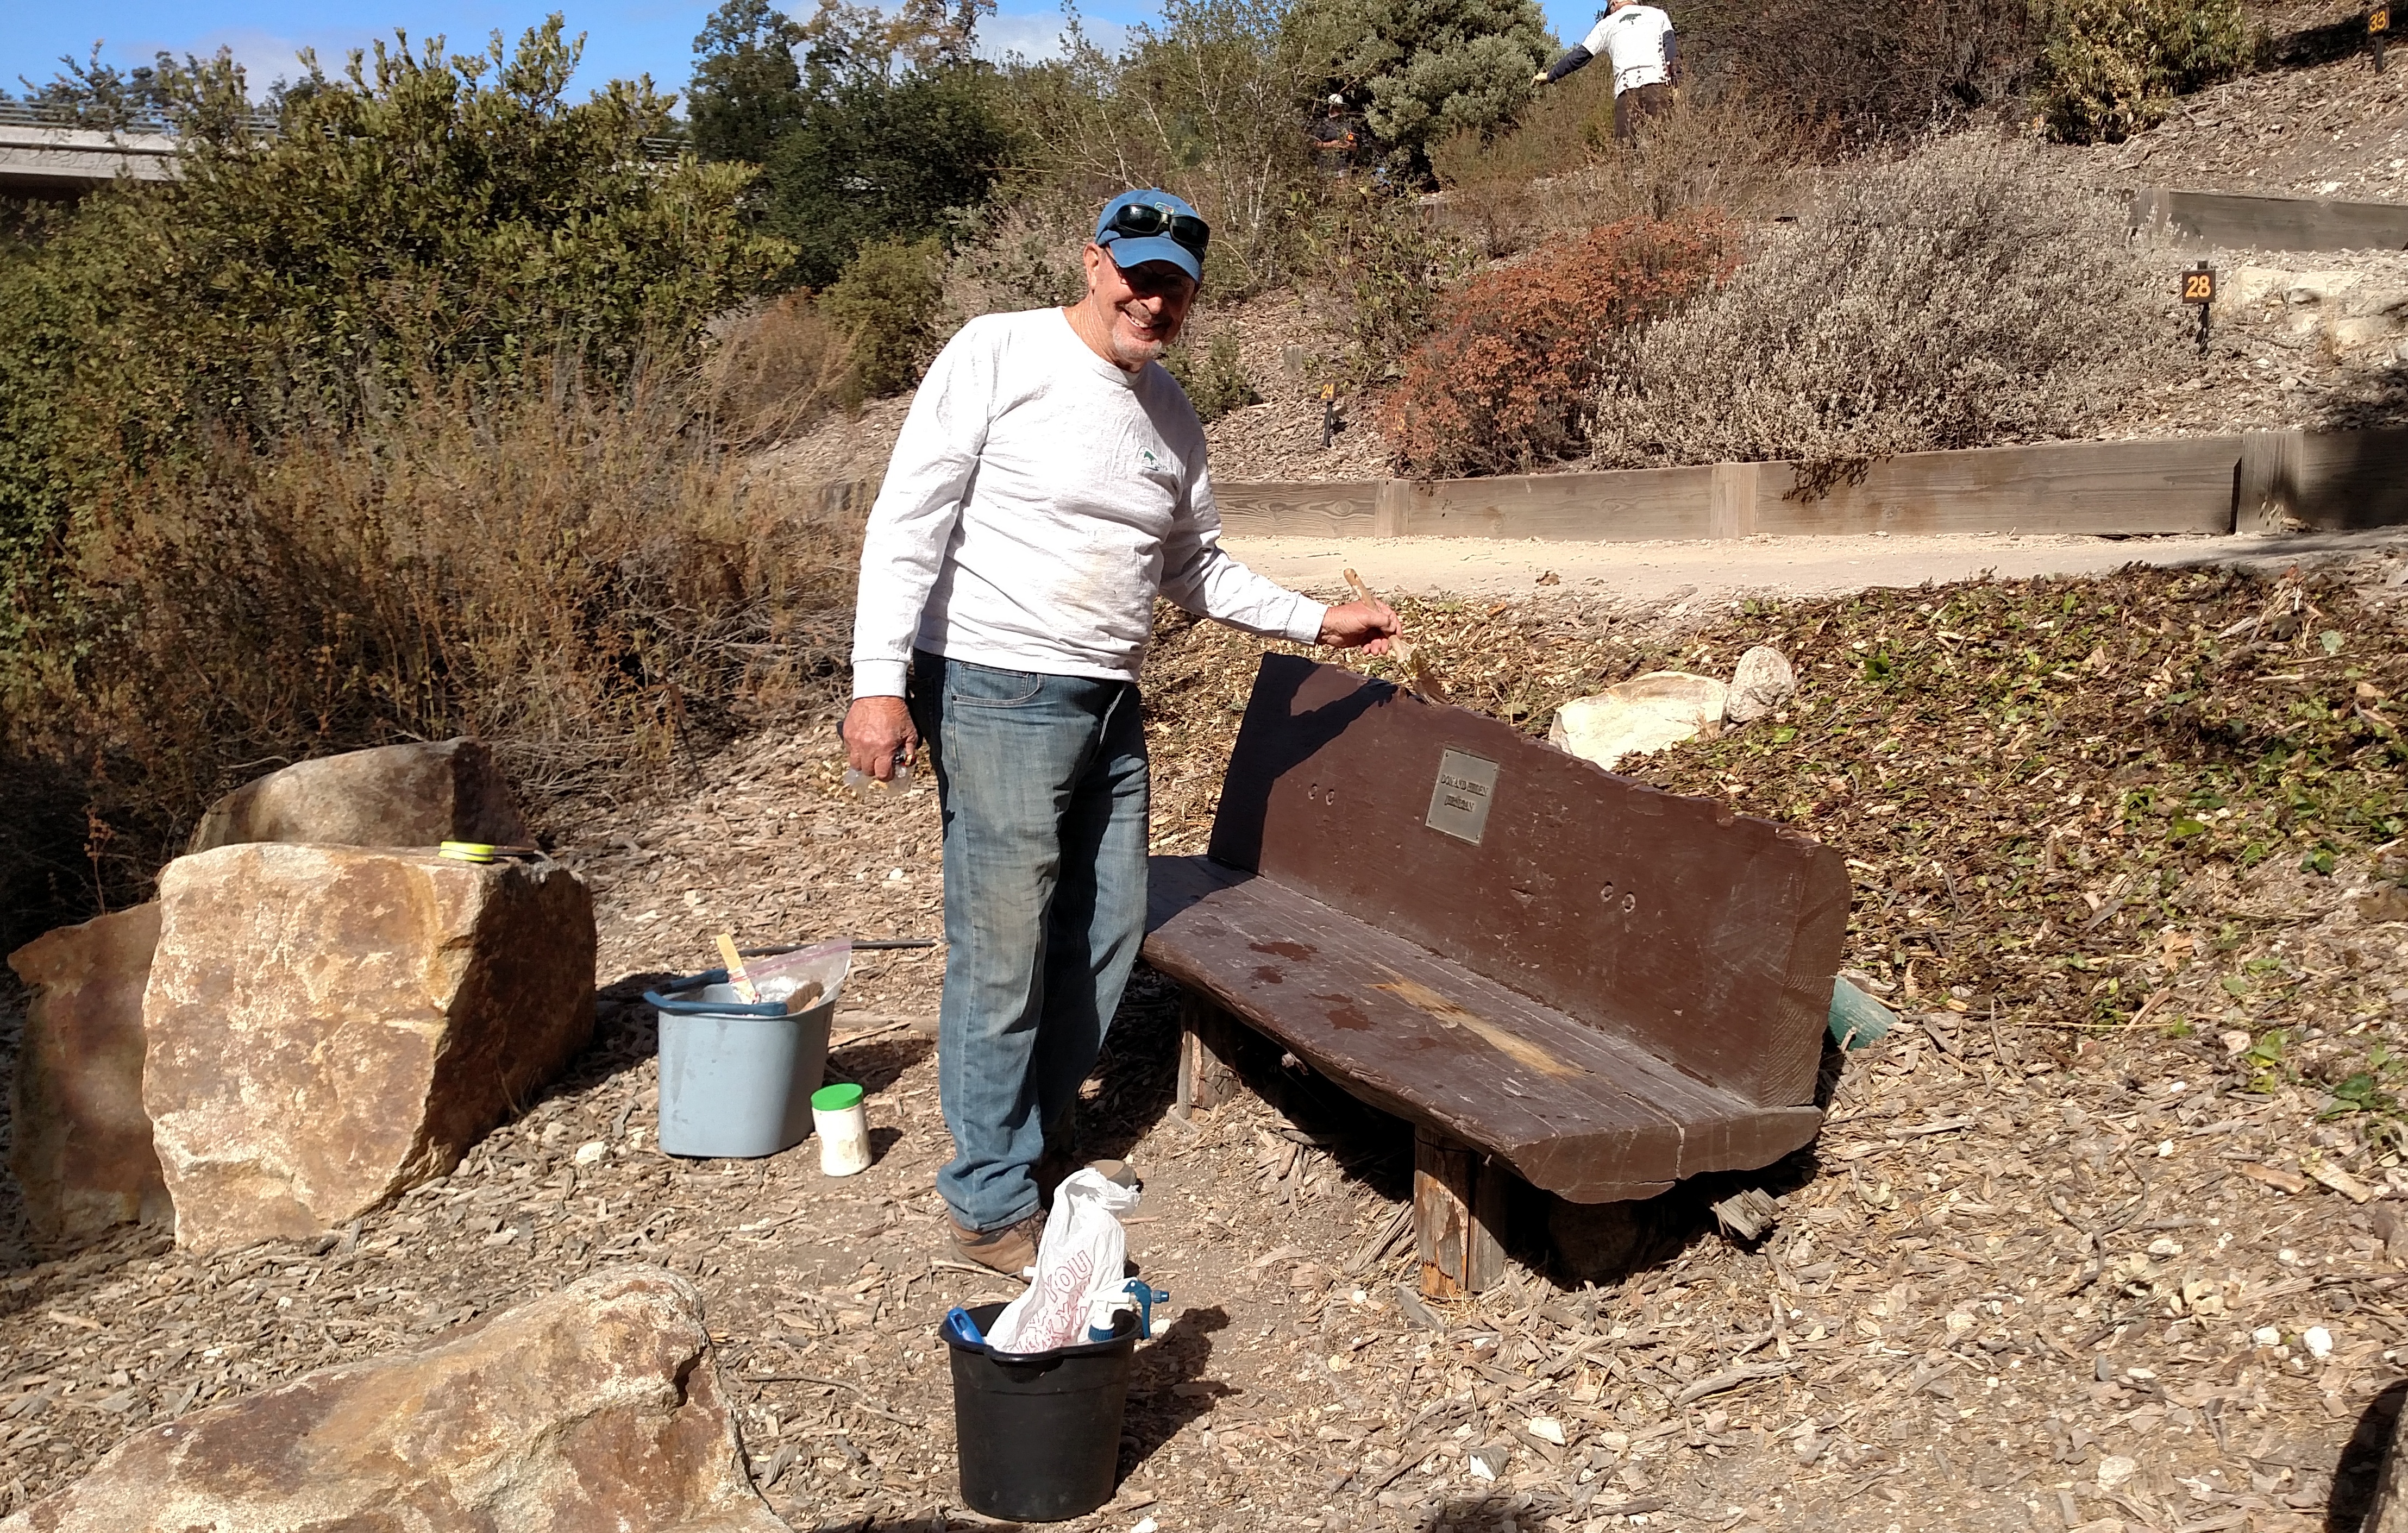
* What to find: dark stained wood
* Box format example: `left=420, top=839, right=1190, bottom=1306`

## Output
left=1143, top=856, right=1825, bottom=1202
left=1414, top=1127, right=1507, bottom=1296
left=1202, top=655, right=1849, bottom=1111
left=1176, top=991, right=1241, bottom=1116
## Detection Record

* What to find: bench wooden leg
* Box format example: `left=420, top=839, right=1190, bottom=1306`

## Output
left=1415, top=1126, right=1507, bottom=1297
left=1177, top=991, right=1243, bottom=1117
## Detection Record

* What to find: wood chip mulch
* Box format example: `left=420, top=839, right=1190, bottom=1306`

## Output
left=4, top=546, right=2408, bottom=1532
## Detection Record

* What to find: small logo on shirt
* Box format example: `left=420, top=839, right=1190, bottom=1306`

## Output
left=1140, top=448, right=1159, bottom=467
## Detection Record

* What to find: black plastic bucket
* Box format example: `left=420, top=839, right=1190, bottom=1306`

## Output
left=943, top=1301, right=1137, bottom=1521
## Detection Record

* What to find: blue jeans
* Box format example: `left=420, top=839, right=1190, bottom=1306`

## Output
left=908, top=651, right=1150, bottom=1234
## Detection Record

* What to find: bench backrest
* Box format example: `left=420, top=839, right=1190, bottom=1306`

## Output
left=1206, top=655, right=1849, bottom=1109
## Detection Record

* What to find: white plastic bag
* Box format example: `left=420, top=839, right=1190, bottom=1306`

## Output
left=983, top=1168, right=1143, bottom=1355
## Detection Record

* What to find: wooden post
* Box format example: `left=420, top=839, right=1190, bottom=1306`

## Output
left=1708, top=461, right=1759, bottom=540
left=1176, top=991, right=1242, bottom=1117
left=2236, top=428, right=2302, bottom=533
left=1374, top=478, right=1413, bottom=538
left=1414, top=1126, right=1507, bottom=1297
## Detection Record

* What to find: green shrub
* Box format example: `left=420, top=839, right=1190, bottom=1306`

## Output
left=0, top=22, right=787, bottom=620
left=758, top=62, right=1020, bottom=290
left=823, top=236, right=950, bottom=398
left=1163, top=332, right=1263, bottom=422
left=1284, top=0, right=1551, bottom=181
left=1003, top=0, right=1316, bottom=296
left=2036, top=0, right=2250, bottom=143
left=1381, top=212, right=1732, bottom=478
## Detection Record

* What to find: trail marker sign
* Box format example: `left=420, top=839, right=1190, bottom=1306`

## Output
left=2182, top=262, right=2216, bottom=351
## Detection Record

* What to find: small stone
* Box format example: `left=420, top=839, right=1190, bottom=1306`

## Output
left=2304, top=1326, right=2334, bottom=1360
left=1467, top=1443, right=1510, bottom=1480
left=2097, top=1454, right=2139, bottom=1491
left=1525, top=1416, right=1566, bottom=1447
left=574, top=1140, right=609, bottom=1166
left=1945, top=1311, right=1976, bottom=1337
left=2254, top=1325, right=2283, bottom=1347
left=1725, top=646, right=1798, bottom=724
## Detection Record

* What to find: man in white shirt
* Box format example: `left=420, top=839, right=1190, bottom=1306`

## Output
left=843, top=190, right=1400, bottom=1275
left=1533, top=0, right=1679, bottom=141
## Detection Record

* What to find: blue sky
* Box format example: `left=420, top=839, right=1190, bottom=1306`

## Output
left=7, top=0, right=1583, bottom=106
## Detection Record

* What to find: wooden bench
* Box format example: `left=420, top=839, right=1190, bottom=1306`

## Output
left=1142, top=655, right=1851, bottom=1296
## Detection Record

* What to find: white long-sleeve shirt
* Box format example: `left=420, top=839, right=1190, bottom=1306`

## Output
left=849, top=307, right=1328, bottom=698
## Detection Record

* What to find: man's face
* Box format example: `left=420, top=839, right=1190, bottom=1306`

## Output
left=1080, top=243, right=1198, bottom=369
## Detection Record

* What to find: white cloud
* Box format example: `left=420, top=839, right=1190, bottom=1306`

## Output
left=976, top=8, right=1128, bottom=62
left=122, top=26, right=379, bottom=98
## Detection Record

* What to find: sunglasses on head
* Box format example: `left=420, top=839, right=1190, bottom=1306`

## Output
left=1103, top=202, right=1211, bottom=259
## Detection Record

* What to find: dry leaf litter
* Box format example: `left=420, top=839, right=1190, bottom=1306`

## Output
left=2, top=548, right=2408, bottom=1533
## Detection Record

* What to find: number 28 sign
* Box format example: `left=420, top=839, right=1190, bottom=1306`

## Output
left=2181, top=266, right=2217, bottom=304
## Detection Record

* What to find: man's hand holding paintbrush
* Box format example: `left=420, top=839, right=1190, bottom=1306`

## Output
left=1343, top=568, right=1448, bottom=700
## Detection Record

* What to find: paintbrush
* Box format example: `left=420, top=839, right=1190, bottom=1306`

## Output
left=1342, top=567, right=1449, bottom=702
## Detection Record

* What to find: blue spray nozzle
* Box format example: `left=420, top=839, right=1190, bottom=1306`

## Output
left=1087, top=1280, right=1171, bottom=1343
left=942, top=1306, right=987, bottom=1348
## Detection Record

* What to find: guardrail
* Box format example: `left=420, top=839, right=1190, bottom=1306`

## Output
left=791, top=425, right=2408, bottom=541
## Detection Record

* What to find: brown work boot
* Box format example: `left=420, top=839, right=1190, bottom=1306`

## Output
left=951, top=1212, right=1045, bottom=1277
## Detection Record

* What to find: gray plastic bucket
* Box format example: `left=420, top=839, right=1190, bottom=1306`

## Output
left=647, top=977, right=835, bottom=1158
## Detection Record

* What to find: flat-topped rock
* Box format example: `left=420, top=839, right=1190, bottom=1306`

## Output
left=0, top=1266, right=785, bottom=1532
left=144, top=844, right=595, bottom=1249
left=5, top=904, right=171, bottom=1248
left=186, top=737, right=527, bottom=855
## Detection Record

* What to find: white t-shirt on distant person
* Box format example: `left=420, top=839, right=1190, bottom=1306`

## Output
left=1579, top=4, right=1675, bottom=95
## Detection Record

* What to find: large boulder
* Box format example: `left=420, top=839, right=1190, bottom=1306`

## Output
left=5, top=904, right=172, bottom=1247
left=186, top=738, right=528, bottom=855
left=144, top=844, right=595, bottom=1249
left=0, top=1266, right=785, bottom=1532
left=1546, top=672, right=1727, bottom=772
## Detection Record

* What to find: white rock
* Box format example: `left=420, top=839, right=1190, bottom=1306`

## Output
left=2305, top=1325, right=2335, bottom=1360
left=1725, top=645, right=1798, bottom=724
left=1525, top=1416, right=1566, bottom=1446
left=2097, top=1454, right=2139, bottom=1491
left=2254, top=1325, right=2283, bottom=1346
left=574, top=1140, right=609, bottom=1166
left=1547, top=673, right=1727, bottom=772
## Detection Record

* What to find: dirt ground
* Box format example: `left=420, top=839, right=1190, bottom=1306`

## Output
left=6, top=548, right=2408, bottom=1532
left=1218, top=528, right=2408, bottom=604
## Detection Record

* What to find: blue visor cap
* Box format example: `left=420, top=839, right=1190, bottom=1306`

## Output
left=1094, top=190, right=1208, bottom=285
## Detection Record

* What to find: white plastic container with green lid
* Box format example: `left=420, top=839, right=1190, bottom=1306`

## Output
left=813, top=1082, right=871, bottom=1176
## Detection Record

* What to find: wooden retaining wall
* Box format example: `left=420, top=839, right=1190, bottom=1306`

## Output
left=807, top=426, right=2408, bottom=543
left=2129, top=187, right=2408, bottom=254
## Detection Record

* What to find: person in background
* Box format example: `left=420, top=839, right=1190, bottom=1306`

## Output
left=1311, top=92, right=1360, bottom=177
left=1532, top=0, right=1678, bottom=142
left=842, top=190, right=1401, bottom=1276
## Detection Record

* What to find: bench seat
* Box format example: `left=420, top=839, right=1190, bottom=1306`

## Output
left=1140, top=653, right=1849, bottom=1291
left=1145, top=855, right=1824, bottom=1204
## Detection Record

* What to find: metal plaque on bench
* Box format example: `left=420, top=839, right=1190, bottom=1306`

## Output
left=1424, top=749, right=1500, bottom=844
